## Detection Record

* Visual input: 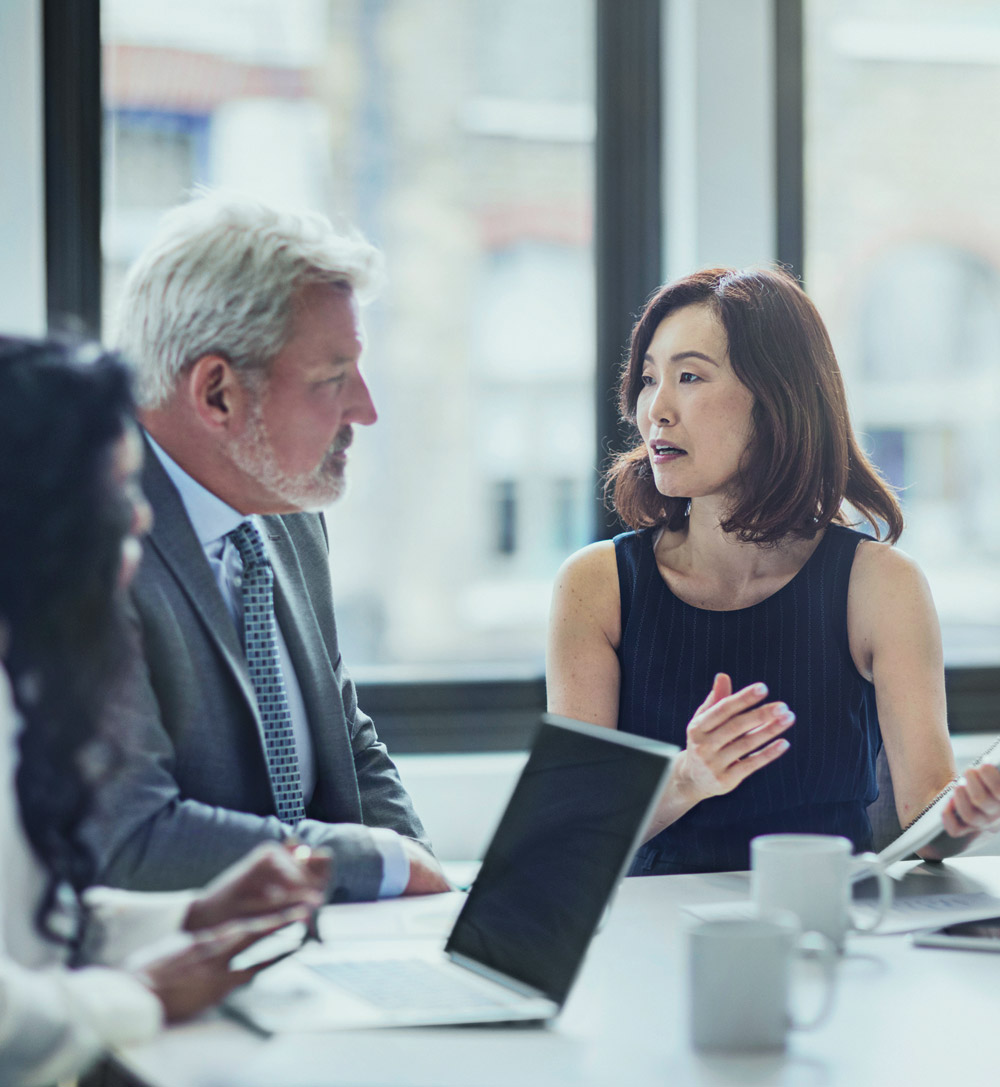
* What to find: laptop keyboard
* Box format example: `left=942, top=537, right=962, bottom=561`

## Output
left=309, top=959, right=524, bottom=1011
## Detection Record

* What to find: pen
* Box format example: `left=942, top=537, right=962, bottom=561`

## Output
left=287, top=839, right=324, bottom=945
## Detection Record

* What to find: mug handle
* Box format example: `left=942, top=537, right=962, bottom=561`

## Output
left=789, top=931, right=838, bottom=1031
left=848, top=852, right=892, bottom=932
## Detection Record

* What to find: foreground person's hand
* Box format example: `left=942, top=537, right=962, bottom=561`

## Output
left=184, top=841, right=331, bottom=931
left=136, top=906, right=310, bottom=1023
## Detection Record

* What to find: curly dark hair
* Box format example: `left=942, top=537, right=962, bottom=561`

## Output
left=0, top=336, right=135, bottom=949
left=605, top=266, right=903, bottom=545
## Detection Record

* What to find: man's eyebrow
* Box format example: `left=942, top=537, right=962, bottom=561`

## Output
left=320, top=353, right=360, bottom=369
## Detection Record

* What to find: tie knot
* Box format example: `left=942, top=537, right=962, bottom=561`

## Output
left=227, top=520, right=270, bottom=572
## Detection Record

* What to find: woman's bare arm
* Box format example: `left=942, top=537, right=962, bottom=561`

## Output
left=848, top=541, right=1000, bottom=857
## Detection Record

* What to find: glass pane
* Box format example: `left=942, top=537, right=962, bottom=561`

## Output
left=804, top=0, right=1000, bottom=664
left=102, top=0, right=595, bottom=674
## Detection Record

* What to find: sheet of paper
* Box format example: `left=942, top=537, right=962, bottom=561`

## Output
left=681, top=891, right=1000, bottom=935
left=855, top=891, right=1000, bottom=934
left=316, top=890, right=467, bottom=942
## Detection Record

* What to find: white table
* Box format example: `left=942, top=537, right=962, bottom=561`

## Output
left=114, top=858, right=1000, bottom=1087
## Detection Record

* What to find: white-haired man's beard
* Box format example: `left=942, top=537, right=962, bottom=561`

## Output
left=229, top=398, right=352, bottom=512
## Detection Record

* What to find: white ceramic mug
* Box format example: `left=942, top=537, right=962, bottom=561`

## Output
left=750, top=833, right=893, bottom=951
left=688, top=911, right=837, bottom=1052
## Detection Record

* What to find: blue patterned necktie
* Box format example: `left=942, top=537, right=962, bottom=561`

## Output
left=227, top=520, right=306, bottom=824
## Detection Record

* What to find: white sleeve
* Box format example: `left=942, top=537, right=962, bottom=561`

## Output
left=0, top=666, right=166, bottom=1086
left=0, top=956, right=163, bottom=1087
left=82, top=886, right=196, bottom=967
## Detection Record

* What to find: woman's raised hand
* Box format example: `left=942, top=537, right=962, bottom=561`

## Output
left=183, top=841, right=331, bottom=933
left=673, top=673, right=795, bottom=806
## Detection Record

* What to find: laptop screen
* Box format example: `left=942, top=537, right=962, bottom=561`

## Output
left=445, top=715, right=675, bottom=1005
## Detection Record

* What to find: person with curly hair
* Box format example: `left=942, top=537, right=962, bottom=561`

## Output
left=547, top=266, right=1000, bottom=875
left=0, top=337, right=330, bottom=1087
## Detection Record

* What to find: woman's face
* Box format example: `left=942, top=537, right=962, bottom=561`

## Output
left=111, top=427, right=153, bottom=589
left=636, top=303, right=755, bottom=505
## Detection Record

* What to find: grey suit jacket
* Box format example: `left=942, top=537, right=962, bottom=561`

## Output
left=86, top=442, right=428, bottom=901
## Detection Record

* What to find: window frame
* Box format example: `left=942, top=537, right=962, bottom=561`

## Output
left=43, top=0, right=102, bottom=339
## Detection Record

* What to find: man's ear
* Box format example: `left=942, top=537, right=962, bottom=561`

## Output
left=187, top=354, right=247, bottom=431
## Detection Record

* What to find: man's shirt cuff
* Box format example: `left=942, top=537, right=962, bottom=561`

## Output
left=371, top=828, right=410, bottom=897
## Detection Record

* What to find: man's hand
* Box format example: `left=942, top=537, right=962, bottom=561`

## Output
left=400, top=839, right=451, bottom=895
left=136, top=907, right=309, bottom=1023
left=183, top=841, right=331, bottom=932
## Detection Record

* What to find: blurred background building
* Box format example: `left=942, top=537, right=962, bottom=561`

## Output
left=805, top=0, right=1000, bottom=664
left=5, top=0, right=1000, bottom=690
left=102, top=0, right=595, bottom=673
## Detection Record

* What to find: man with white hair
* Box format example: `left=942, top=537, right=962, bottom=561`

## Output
left=90, top=192, right=448, bottom=901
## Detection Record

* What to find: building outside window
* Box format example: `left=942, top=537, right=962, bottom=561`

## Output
left=805, top=0, right=1000, bottom=664
left=102, top=0, right=596, bottom=676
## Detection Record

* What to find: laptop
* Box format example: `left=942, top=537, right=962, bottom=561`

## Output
left=225, top=714, right=678, bottom=1032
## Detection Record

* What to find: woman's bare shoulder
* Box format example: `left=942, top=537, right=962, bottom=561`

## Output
left=555, top=538, right=618, bottom=584
left=851, top=537, right=931, bottom=596
left=848, top=537, right=940, bottom=680
left=551, top=540, right=621, bottom=642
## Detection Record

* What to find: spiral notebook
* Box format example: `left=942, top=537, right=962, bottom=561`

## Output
left=877, top=736, right=1000, bottom=867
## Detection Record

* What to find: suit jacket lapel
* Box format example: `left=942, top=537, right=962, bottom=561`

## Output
left=140, top=441, right=261, bottom=724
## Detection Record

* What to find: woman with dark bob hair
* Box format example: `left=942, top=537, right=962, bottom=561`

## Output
left=0, top=337, right=329, bottom=1087
left=547, top=266, right=1000, bottom=875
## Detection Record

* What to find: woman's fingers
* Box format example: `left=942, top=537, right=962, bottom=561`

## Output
left=723, top=737, right=791, bottom=788
left=140, top=907, right=311, bottom=1023
left=202, top=906, right=310, bottom=961
left=283, top=841, right=334, bottom=896
left=690, top=695, right=795, bottom=754
left=719, top=701, right=794, bottom=749
left=680, top=679, right=794, bottom=799
left=947, top=766, right=1000, bottom=834
left=966, top=765, right=1000, bottom=816
left=940, top=799, right=974, bottom=839
left=695, top=672, right=733, bottom=714
left=721, top=711, right=796, bottom=764
left=189, top=842, right=329, bottom=930
left=232, top=843, right=328, bottom=908
left=691, top=682, right=771, bottom=734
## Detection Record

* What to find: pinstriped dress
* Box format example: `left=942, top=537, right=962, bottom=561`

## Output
left=615, top=523, right=881, bottom=875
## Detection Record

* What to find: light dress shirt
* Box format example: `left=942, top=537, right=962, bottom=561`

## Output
left=145, top=436, right=408, bottom=897
left=0, top=664, right=186, bottom=1087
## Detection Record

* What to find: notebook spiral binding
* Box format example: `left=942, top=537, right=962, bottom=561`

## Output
left=900, top=735, right=1000, bottom=831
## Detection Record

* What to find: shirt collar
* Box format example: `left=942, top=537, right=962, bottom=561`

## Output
left=145, top=432, right=247, bottom=548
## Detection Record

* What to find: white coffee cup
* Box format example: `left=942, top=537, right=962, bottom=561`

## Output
left=688, top=910, right=837, bottom=1052
left=750, top=833, right=892, bottom=951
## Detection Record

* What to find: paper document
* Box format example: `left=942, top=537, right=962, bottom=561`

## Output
left=682, top=891, right=1000, bottom=935
left=877, top=736, right=1000, bottom=867
left=317, top=891, right=467, bottom=942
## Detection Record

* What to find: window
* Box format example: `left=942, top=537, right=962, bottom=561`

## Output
left=804, top=0, right=1000, bottom=664
left=102, top=0, right=595, bottom=674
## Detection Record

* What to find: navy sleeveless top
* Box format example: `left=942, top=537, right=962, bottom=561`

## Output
left=615, top=524, right=881, bottom=875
